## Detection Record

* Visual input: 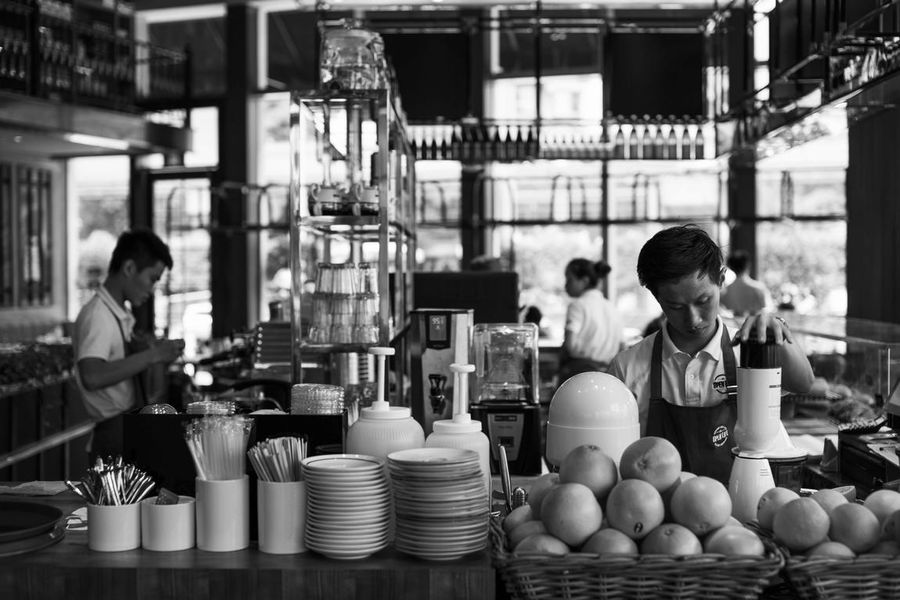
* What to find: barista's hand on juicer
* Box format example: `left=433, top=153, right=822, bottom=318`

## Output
left=732, top=311, right=794, bottom=346
left=733, top=312, right=815, bottom=394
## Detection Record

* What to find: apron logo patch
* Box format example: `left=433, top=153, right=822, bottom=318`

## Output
left=713, top=374, right=728, bottom=394
left=712, top=425, right=729, bottom=447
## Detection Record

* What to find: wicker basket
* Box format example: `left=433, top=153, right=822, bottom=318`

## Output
left=491, top=518, right=785, bottom=600
left=781, top=554, right=900, bottom=600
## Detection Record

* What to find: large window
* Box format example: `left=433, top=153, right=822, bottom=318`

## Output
left=67, top=156, right=130, bottom=319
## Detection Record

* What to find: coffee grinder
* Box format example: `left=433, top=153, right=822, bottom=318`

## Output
left=729, top=336, right=807, bottom=521
left=409, top=308, right=474, bottom=435
left=469, top=323, right=543, bottom=475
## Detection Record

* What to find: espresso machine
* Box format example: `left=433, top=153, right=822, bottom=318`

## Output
left=469, top=323, right=543, bottom=475
left=409, top=308, right=474, bottom=435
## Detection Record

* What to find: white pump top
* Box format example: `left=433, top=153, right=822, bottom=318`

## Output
left=360, top=346, right=410, bottom=420
left=432, top=363, right=482, bottom=434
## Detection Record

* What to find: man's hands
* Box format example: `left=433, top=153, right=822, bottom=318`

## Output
left=151, top=338, right=186, bottom=364
left=732, top=312, right=794, bottom=346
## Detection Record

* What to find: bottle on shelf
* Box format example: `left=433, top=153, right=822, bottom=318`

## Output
left=652, top=116, right=665, bottom=160
left=665, top=115, right=679, bottom=159
left=641, top=115, right=654, bottom=160
left=694, top=120, right=706, bottom=160
left=627, top=120, right=640, bottom=160
left=612, top=120, right=626, bottom=160
left=680, top=117, right=693, bottom=161
left=450, top=124, right=462, bottom=161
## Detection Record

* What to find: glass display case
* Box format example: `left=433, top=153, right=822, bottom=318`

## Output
left=289, top=88, right=415, bottom=399
left=761, top=315, right=900, bottom=423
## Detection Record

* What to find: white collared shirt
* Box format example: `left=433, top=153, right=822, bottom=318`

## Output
left=73, top=286, right=139, bottom=421
left=608, top=318, right=739, bottom=435
left=564, top=288, right=624, bottom=364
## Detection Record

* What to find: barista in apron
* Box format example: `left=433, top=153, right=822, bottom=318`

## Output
left=645, top=326, right=737, bottom=485
left=89, top=310, right=148, bottom=462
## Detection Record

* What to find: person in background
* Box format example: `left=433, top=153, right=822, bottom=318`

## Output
left=73, top=229, right=185, bottom=462
left=558, top=258, right=624, bottom=385
left=720, top=249, right=772, bottom=317
left=608, top=225, right=814, bottom=483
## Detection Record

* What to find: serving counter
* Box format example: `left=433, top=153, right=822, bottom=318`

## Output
left=0, top=493, right=495, bottom=600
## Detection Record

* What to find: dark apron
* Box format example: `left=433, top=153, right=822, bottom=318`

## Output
left=645, top=326, right=737, bottom=485
left=89, top=312, right=146, bottom=462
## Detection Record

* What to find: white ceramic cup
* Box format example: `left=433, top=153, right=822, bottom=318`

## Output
left=141, top=495, right=196, bottom=552
left=195, top=475, right=250, bottom=552
left=257, top=480, right=307, bottom=554
left=88, top=503, right=141, bottom=552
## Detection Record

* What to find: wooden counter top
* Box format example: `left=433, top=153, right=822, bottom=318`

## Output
left=0, top=494, right=495, bottom=600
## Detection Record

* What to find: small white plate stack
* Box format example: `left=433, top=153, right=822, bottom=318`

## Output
left=300, top=454, right=392, bottom=560
left=387, top=447, right=490, bottom=561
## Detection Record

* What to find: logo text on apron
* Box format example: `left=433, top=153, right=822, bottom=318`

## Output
left=713, top=373, right=728, bottom=394
left=711, top=424, right=729, bottom=447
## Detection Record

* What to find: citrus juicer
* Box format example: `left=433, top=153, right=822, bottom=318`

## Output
left=729, top=336, right=807, bottom=520
left=425, top=363, right=491, bottom=505
left=345, top=346, right=424, bottom=460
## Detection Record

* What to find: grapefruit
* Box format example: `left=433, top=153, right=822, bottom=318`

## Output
left=527, top=473, right=560, bottom=519
left=619, top=436, right=682, bottom=492
left=559, top=444, right=619, bottom=502
left=810, top=488, right=849, bottom=518
left=806, top=541, right=855, bottom=558
left=581, top=527, right=639, bottom=555
left=661, top=471, right=697, bottom=520
left=867, top=540, right=900, bottom=556
left=540, top=483, right=604, bottom=547
left=772, top=497, right=830, bottom=552
left=514, top=533, right=570, bottom=556
left=886, top=509, right=900, bottom=541
left=703, top=525, right=766, bottom=557
left=503, top=504, right=534, bottom=534
left=605, top=479, right=665, bottom=540
left=669, top=476, right=732, bottom=536
left=829, top=502, right=881, bottom=553
left=864, top=489, right=900, bottom=524
left=756, top=487, right=800, bottom=531
left=641, top=523, right=702, bottom=556
left=508, top=519, right=548, bottom=550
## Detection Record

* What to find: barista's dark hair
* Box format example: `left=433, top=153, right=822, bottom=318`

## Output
left=727, top=249, right=751, bottom=275
left=108, top=228, right=173, bottom=274
left=637, top=224, right=723, bottom=295
left=566, top=258, right=612, bottom=288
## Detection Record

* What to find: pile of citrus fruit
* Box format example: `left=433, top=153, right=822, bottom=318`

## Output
left=756, top=486, right=900, bottom=557
left=503, top=437, right=766, bottom=557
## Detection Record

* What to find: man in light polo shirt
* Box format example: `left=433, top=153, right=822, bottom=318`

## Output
left=73, top=229, right=185, bottom=462
left=608, top=225, right=814, bottom=484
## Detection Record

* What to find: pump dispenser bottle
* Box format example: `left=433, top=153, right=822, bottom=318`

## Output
left=425, top=363, right=492, bottom=505
left=346, top=347, right=425, bottom=460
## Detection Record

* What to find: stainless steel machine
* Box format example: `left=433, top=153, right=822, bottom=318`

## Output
left=408, top=308, right=474, bottom=435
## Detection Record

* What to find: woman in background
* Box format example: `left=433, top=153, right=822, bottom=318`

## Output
left=558, top=258, right=624, bottom=385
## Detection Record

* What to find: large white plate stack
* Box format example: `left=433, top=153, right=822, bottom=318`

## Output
left=300, top=454, right=392, bottom=560
left=387, top=447, right=490, bottom=561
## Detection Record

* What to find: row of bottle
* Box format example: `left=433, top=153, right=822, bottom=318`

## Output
left=2, top=0, right=137, bottom=106
left=410, top=123, right=540, bottom=163
left=409, top=117, right=710, bottom=162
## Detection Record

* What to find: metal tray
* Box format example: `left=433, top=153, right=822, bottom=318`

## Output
left=0, top=501, right=64, bottom=544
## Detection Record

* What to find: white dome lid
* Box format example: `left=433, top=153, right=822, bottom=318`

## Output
left=548, top=371, right=639, bottom=429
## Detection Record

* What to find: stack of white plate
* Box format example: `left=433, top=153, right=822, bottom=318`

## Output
left=387, top=447, right=490, bottom=561
left=301, top=454, right=392, bottom=560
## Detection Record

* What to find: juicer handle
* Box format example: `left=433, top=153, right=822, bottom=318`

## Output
left=450, top=363, right=475, bottom=418
left=369, top=346, right=395, bottom=406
